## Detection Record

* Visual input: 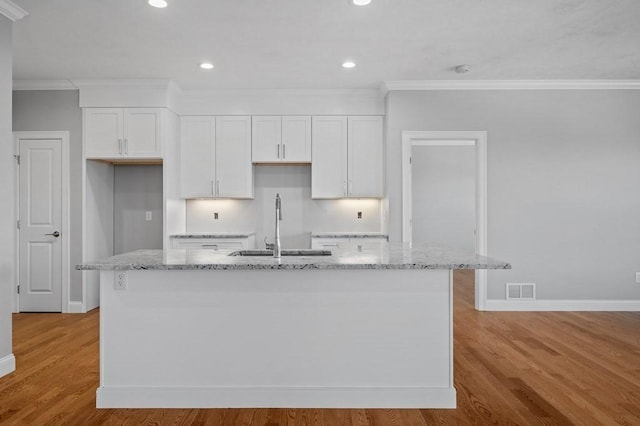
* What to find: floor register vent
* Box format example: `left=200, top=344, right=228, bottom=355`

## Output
left=506, top=283, right=536, bottom=300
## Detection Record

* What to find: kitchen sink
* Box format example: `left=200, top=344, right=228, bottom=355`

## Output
left=229, top=249, right=332, bottom=257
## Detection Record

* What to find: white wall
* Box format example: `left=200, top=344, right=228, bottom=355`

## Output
left=386, top=90, right=640, bottom=301
left=412, top=145, right=475, bottom=252
left=12, top=90, right=83, bottom=301
left=186, top=165, right=383, bottom=248
left=0, top=15, right=14, bottom=372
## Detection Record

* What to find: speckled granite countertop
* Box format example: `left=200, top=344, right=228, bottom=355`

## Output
left=170, top=232, right=256, bottom=239
left=311, top=233, right=389, bottom=240
left=77, top=243, right=510, bottom=271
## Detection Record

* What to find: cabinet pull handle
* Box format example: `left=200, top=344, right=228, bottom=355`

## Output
left=277, top=144, right=280, bottom=159
left=216, top=180, right=220, bottom=195
left=283, top=144, right=286, bottom=159
left=124, top=139, right=128, bottom=155
left=118, top=139, right=122, bottom=155
left=343, top=181, right=347, bottom=197
left=211, top=180, right=214, bottom=196
left=202, top=244, right=219, bottom=248
left=349, top=179, right=353, bottom=197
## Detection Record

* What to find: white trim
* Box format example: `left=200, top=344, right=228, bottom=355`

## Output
left=67, top=301, right=85, bottom=314
left=401, top=131, right=488, bottom=311
left=97, top=386, right=456, bottom=409
left=383, top=80, right=640, bottom=92
left=0, top=354, right=16, bottom=378
left=0, top=0, right=27, bottom=21
left=485, top=299, right=640, bottom=312
left=71, top=79, right=172, bottom=89
left=13, top=131, right=71, bottom=313
left=13, top=80, right=78, bottom=91
left=179, top=87, right=382, bottom=97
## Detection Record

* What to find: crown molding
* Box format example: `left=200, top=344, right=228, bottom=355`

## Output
left=383, top=80, right=640, bottom=92
left=13, top=79, right=78, bottom=91
left=0, top=0, right=27, bottom=21
left=70, top=79, right=173, bottom=89
left=178, top=87, right=382, bottom=97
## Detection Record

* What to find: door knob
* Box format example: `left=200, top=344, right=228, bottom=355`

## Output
left=45, top=231, right=60, bottom=238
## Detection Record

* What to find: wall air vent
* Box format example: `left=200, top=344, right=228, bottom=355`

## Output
left=506, top=283, right=536, bottom=300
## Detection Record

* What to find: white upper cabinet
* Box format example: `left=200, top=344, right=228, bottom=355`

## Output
left=348, top=116, right=384, bottom=198
left=84, top=108, right=162, bottom=159
left=180, top=116, right=253, bottom=199
left=215, top=116, right=253, bottom=198
left=252, top=116, right=311, bottom=163
left=311, top=116, right=348, bottom=198
left=312, top=115, right=384, bottom=198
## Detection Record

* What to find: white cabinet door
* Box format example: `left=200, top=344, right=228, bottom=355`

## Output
left=123, top=108, right=162, bottom=158
left=348, top=116, right=384, bottom=197
left=252, top=116, right=281, bottom=162
left=311, top=116, right=348, bottom=198
left=215, top=116, right=253, bottom=198
left=180, top=116, right=215, bottom=198
left=84, top=108, right=123, bottom=158
left=282, top=116, right=311, bottom=162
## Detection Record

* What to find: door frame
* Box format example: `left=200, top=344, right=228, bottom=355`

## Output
left=401, top=131, right=488, bottom=310
left=13, top=131, right=71, bottom=313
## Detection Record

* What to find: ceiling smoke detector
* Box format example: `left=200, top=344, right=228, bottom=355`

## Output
left=454, top=64, right=471, bottom=73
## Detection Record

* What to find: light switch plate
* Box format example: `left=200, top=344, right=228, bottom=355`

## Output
left=145, top=211, right=152, bottom=221
left=636, top=272, right=640, bottom=284
left=115, top=272, right=127, bottom=290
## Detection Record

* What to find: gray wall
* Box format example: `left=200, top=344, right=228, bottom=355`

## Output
left=0, top=16, right=13, bottom=363
left=386, top=90, right=640, bottom=301
left=12, top=90, right=83, bottom=301
left=412, top=145, right=475, bottom=252
left=114, top=165, right=163, bottom=254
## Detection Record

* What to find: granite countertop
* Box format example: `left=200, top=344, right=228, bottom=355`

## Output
left=170, top=232, right=256, bottom=239
left=77, top=243, right=510, bottom=271
left=311, top=232, right=389, bottom=240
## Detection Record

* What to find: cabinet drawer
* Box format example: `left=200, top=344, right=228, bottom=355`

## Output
left=310, top=238, right=350, bottom=249
left=171, top=239, right=247, bottom=250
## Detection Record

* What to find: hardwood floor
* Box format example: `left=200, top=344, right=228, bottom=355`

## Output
left=1, top=270, right=639, bottom=425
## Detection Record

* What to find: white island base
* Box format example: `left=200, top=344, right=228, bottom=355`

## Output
left=97, top=268, right=456, bottom=409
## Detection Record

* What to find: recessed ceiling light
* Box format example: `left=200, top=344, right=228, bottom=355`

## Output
left=342, top=61, right=356, bottom=69
left=200, top=62, right=214, bottom=70
left=148, top=0, right=168, bottom=8
left=352, top=0, right=372, bottom=5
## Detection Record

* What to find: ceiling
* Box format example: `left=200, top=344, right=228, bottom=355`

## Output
left=10, top=0, right=640, bottom=90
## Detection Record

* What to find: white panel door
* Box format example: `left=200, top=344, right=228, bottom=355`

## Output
left=281, top=116, right=311, bottom=162
left=311, top=116, right=348, bottom=198
left=252, top=116, right=281, bottom=162
left=123, top=108, right=162, bottom=158
left=180, top=116, right=215, bottom=198
left=215, top=116, right=253, bottom=198
left=348, top=116, right=384, bottom=197
left=19, top=139, right=63, bottom=312
left=84, top=108, right=123, bottom=158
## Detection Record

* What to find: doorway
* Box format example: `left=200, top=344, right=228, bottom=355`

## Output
left=402, top=131, right=488, bottom=310
left=14, top=131, right=70, bottom=312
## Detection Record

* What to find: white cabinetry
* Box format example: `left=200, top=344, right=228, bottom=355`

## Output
left=180, top=116, right=253, bottom=198
left=84, top=108, right=162, bottom=159
left=311, top=116, right=383, bottom=198
left=171, top=235, right=256, bottom=250
left=252, top=116, right=311, bottom=163
left=311, top=236, right=388, bottom=250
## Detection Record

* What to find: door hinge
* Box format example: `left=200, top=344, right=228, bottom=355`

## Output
left=409, top=156, right=412, bottom=165
left=17, top=220, right=20, bottom=229
left=17, top=285, right=20, bottom=294
left=14, top=154, right=20, bottom=165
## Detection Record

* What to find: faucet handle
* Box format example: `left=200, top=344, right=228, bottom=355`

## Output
left=264, top=236, right=275, bottom=250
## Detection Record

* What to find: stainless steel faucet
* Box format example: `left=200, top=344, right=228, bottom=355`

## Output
left=274, top=193, right=283, bottom=258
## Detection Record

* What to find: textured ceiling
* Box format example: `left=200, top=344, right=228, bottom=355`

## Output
left=11, top=0, right=640, bottom=89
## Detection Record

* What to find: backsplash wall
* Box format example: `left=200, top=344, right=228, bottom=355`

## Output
left=186, top=165, right=382, bottom=248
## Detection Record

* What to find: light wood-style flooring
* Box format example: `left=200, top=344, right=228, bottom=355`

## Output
left=1, top=270, right=639, bottom=425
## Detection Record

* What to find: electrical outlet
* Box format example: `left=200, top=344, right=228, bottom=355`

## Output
left=636, top=272, right=640, bottom=283
left=145, top=211, right=152, bottom=221
left=115, top=272, right=127, bottom=290
left=357, top=211, right=362, bottom=219
left=214, top=212, right=219, bottom=220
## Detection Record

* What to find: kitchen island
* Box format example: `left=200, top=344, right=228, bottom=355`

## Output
left=79, top=244, right=509, bottom=409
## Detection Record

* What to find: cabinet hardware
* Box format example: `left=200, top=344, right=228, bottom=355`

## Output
left=216, top=180, right=220, bottom=196
left=211, top=180, right=214, bottom=196
left=118, top=139, right=122, bottom=155
left=124, top=139, right=128, bottom=155
left=283, top=144, right=286, bottom=159
left=343, top=181, right=347, bottom=197
left=349, top=179, right=353, bottom=197
left=277, top=144, right=280, bottom=159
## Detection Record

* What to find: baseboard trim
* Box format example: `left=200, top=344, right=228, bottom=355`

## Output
left=67, top=301, right=85, bottom=314
left=485, top=299, right=640, bottom=311
left=0, top=354, right=16, bottom=378
left=96, top=386, right=457, bottom=409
